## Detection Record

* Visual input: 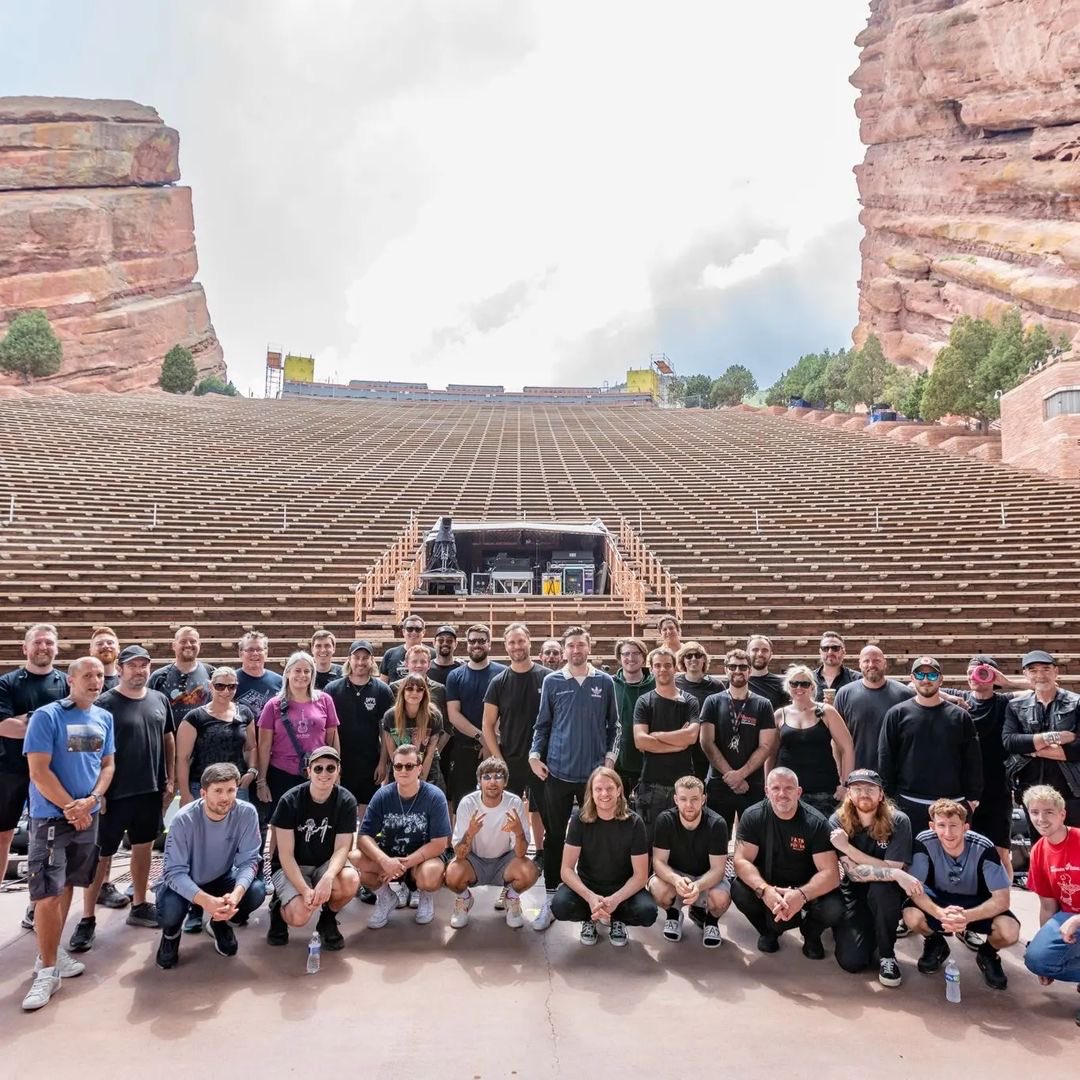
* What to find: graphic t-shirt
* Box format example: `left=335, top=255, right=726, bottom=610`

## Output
left=360, top=781, right=451, bottom=857
left=653, top=806, right=729, bottom=877
left=324, top=677, right=394, bottom=768
left=565, top=808, right=649, bottom=889
left=833, top=679, right=914, bottom=770
left=270, top=782, right=358, bottom=870
left=258, top=695, right=340, bottom=776
left=0, top=667, right=68, bottom=776
left=828, top=808, right=913, bottom=868
left=95, top=688, right=175, bottom=799
left=452, top=789, right=530, bottom=858
left=182, top=705, right=255, bottom=779
left=483, top=664, right=552, bottom=759
left=147, top=663, right=213, bottom=724
left=1028, top=826, right=1080, bottom=914
left=314, top=665, right=344, bottom=691
left=633, top=690, right=699, bottom=784
left=699, top=691, right=776, bottom=791
left=235, top=670, right=283, bottom=721
left=736, top=800, right=833, bottom=887
left=381, top=707, right=445, bottom=760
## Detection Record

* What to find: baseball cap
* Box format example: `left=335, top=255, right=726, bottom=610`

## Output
left=968, top=655, right=998, bottom=669
left=434, top=624, right=457, bottom=638
left=349, top=639, right=375, bottom=655
left=1022, top=649, right=1057, bottom=668
left=118, top=645, right=151, bottom=663
left=909, top=656, right=942, bottom=674
left=306, top=745, right=340, bottom=764
left=846, top=768, right=884, bottom=789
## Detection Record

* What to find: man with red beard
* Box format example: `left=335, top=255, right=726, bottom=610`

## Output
left=89, top=628, right=121, bottom=692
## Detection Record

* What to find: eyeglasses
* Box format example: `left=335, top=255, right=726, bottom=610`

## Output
left=913, top=670, right=941, bottom=681
left=310, top=763, right=338, bottom=775
left=820, top=644, right=843, bottom=652
left=683, top=653, right=705, bottom=661
left=404, top=626, right=423, bottom=633
left=403, top=686, right=426, bottom=694
left=393, top=761, right=420, bottom=772
left=467, top=638, right=488, bottom=646
left=212, top=683, right=237, bottom=692
left=241, top=646, right=266, bottom=654
left=789, top=680, right=813, bottom=689
left=726, top=664, right=750, bottom=672
left=479, top=773, right=506, bottom=783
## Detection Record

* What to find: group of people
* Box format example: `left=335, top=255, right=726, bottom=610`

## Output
left=2, top=616, right=1078, bottom=1026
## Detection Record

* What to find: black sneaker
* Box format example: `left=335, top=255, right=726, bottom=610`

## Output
left=757, top=933, right=780, bottom=953
left=917, top=932, right=951, bottom=974
left=183, top=908, right=204, bottom=934
left=532, top=850, right=544, bottom=874
left=20, top=905, right=34, bottom=930
left=156, top=933, right=180, bottom=969
left=958, top=928, right=986, bottom=952
left=976, top=944, right=1008, bottom=990
left=801, top=931, right=825, bottom=960
left=126, top=901, right=160, bottom=928
left=266, top=899, right=289, bottom=946
left=207, top=919, right=238, bottom=957
left=686, top=906, right=706, bottom=929
left=97, top=881, right=131, bottom=909
left=358, top=885, right=376, bottom=905
left=878, top=957, right=902, bottom=987
left=68, top=916, right=96, bottom=953
left=229, top=911, right=249, bottom=927
left=317, top=907, right=344, bottom=951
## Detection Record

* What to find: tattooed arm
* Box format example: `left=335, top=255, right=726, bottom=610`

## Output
left=839, top=856, right=922, bottom=896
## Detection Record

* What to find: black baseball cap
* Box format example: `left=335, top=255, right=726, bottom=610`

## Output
left=846, top=768, right=884, bottom=789
left=434, top=624, right=457, bottom=638
left=118, top=645, right=150, bottom=663
left=1022, top=650, right=1057, bottom=668
left=910, top=656, right=942, bottom=674
left=349, top=640, right=375, bottom=655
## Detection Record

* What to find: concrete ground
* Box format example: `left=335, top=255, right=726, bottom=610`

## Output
left=0, top=874, right=1075, bottom=1078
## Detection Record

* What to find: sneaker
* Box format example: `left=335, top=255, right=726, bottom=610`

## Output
left=663, top=910, right=684, bottom=942
left=532, top=850, right=544, bottom=873
left=494, top=886, right=508, bottom=911
left=532, top=897, right=555, bottom=931
left=156, top=932, right=181, bottom=969
left=126, top=901, right=160, bottom=928
left=68, top=916, right=96, bottom=953
left=206, top=918, right=238, bottom=957
left=35, top=947, right=85, bottom=978
left=414, top=891, right=434, bottom=925
left=390, top=881, right=409, bottom=909
left=878, top=957, right=903, bottom=987
left=959, top=928, right=986, bottom=952
left=917, top=932, right=951, bottom=974
left=505, top=896, right=524, bottom=929
left=580, top=919, right=599, bottom=945
left=757, top=932, right=780, bottom=953
left=702, top=923, right=722, bottom=949
left=894, top=918, right=909, bottom=939
left=21, top=968, right=60, bottom=1011
left=359, top=885, right=376, bottom=905
left=368, top=885, right=396, bottom=929
left=801, top=931, right=825, bottom=960
left=229, top=911, right=249, bottom=927
left=266, top=899, right=289, bottom=946
left=183, top=909, right=204, bottom=934
left=450, top=893, right=474, bottom=929
left=317, top=907, right=344, bottom=951
left=408, top=889, right=420, bottom=910
left=687, top=905, right=706, bottom=929
left=97, top=881, right=130, bottom=909
left=976, top=944, right=1008, bottom=990
left=609, top=920, right=629, bottom=947
left=20, top=905, right=34, bottom=930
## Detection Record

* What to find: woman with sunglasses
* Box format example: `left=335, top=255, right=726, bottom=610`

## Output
left=176, top=666, right=257, bottom=805
left=381, top=674, right=447, bottom=791
left=768, top=665, right=855, bottom=817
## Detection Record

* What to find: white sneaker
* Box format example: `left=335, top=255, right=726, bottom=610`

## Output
left=505, top=896, right=524, bottom=929
left=450, top=893, right=474, bottom=929
left=408, top=889, right=420, bottom=910
left=532, top=896, right=555, bottom=931
left=494, top=885, right=508, bottom=911
left=368, top=885, right=396, bottom=929
left=390, top=881, right=409, bottom=909
left=22, top=968, right=60, bottom=1011
left=35, top=948, right=85, bottom=979
left=414, top=891, right=434, bottom=925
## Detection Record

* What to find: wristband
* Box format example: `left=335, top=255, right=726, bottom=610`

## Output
left=797, top=887, right=809, bottom=904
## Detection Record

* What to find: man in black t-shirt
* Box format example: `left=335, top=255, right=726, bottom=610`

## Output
left=267, top=746, right=359, bottom=950
left=89, top=626, right=121, bottom=691
left=311, top=630, right=344, bottom=690
left=747, top=634, right=790, bottom=710
left=649, top=776, right=730, bottom=947
left=832, top=646, right=915, bottom=770
left=428, top=624, right=462, bottom=686
left=632, top=647, right=700, bottom=842
left=675, top=641, right=724, bottom=781
left=379, top=615, right=435, bottom=683
left=732, top=766, right=842, bottom=956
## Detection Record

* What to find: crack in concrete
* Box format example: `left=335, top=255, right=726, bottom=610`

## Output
left=539, top=927, right=562, bottom=1078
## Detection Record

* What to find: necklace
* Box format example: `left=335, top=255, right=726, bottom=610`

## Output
left=396, top=787, right=420, bottom=816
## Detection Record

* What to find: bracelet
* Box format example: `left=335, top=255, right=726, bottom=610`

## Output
left=756, top=884, right=768, bottom=899
left=797, top=887, right=809, bottom=904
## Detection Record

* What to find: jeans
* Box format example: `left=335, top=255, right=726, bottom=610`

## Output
left=731, top=877, right=843, bottom=939
left=157, top=873, right=267, bottom=936
left=834, top=881, right=906, bottom=969
left=1024, top=911, right=1080, bottom=983
left=543, top=775, right=587, bottom=891
left=550, top=883, right=658, bottom=927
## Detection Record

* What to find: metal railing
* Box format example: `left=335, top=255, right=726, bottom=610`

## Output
left=354, top=511, right=421, bottom=624
left=616, top=515, right=683, bottom=620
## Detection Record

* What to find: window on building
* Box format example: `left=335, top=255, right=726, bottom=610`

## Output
left=1044, top=389, right=1080, bottom=418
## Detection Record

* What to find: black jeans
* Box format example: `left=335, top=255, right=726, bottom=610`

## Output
left=551, top=883, right=658, bottom=927
left=834, top=881, right=906, bottom=969
left=543, top=776, right=587, bottom=891
left=731, top=877, right=843, bottom=940
left=707, top=782, right=761, bottom=835
left=635, top=781, right=676, bottom=845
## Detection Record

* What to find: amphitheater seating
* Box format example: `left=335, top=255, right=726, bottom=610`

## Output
left=1, top=393, right=1078, bottom=681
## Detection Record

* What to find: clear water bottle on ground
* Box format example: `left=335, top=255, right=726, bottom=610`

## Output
left=944, top=957, right=961, bottom=1003
left=306, top=931, right=321, bottom=974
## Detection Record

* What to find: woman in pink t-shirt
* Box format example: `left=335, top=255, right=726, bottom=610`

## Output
left=255, top=651, right=340, bottom=810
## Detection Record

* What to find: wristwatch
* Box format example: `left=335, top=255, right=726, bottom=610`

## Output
left=246, top=767, right=259, bottom=779
left=91, top=792, right=106, bottom=813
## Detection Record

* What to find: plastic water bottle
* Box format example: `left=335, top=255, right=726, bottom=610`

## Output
left=944, top=957, right=961, bottom=1003
left=306, top=931, right=321, bottom=974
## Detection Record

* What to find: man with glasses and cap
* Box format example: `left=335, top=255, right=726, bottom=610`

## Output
left=1004, top=649, right=1080, bottom=827
left=266, top=746, right=360, bottom=950
left=379, top=615, right=435, bottom=684
left=428, top=624, right=462, bottom=686
left=878, top=656, right=983, bottom=837
left=675, top=641, right=723, bottom=781
left=813, top=631, right=860, bottom=704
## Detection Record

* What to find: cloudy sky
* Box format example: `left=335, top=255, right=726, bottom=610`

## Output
left=5, top=1, right=869, bottom=395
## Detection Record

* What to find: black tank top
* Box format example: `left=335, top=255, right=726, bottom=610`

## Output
left=776, top=713, right=839, bottom=794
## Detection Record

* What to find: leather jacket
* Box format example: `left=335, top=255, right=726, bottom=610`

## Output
left=1002, top=689, right=1080, bottom=797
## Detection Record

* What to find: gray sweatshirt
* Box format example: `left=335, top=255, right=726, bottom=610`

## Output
left=162, top=799, right=261, bottom=902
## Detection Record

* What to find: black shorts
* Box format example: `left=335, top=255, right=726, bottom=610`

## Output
left=341, top=761, right=380, bottom=807
left=445, top=739, right=483, bottom=804
left=98, top=792, right=163, bottom=856
left=915, top=905, right=1020, bottom=937
left=27, top=817, right=100, bottom=900
left=0, top=772, right=29, bottom=831
left=505, top=756, right=545, bottom=807
left=972, top=797, right=1013, bottom=849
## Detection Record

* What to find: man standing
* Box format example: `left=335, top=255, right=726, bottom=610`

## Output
left=310, top=630, right=344, bottom=690
left=266, top=746, right=360, bottom=950
left=68, top=646, right=176, bottom=952
left=902, top=799, right=1020, bottom=990
left=649, top=775, right=730, bottom=948
left=878, top=656, right=982, bottom=836
left=747, top=634, right=790, bottom=709
left=699, top=648, right=778, bottom=833
left=674, top=641, right=722, bottom=781
left=445, top=624, right=505, bottom=811
left=732, top=767, right=843, bottom=956
left=632, top=647, right=700, bottom=842
left=529, top=626, right=619, bottom=930
left=428, top=624, right=461, bottom=686
left=21, top=656, right=114, bottom=1011
left=612, top=637, right=654, bottom=798
left=154, top=762, right=266, bottom=969
left=445, top=757, right=538, bottom=929
left=813, top=631, right=860, bottom=703
left=1003, top=650, right=1080, bottom=826
left=0, top=624, right=67, bottom=929
left=234, top=631, right=282, bottom=720
left=833, top=645, right=914, bottom=770
left=656, top=615, right=682, bottom=653
left=390, top=644, right=448, bottom=714
left=540, top=640, right=563, bottom=669
left=148, top=626, right=214, bottom=725
left=89, top=627, right=121, bottom=691
left=828, top=768, right=917, bottom=986
left=379, top=615, right=434, bottom=683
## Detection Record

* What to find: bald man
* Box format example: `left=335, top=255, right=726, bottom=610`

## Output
left=832, top=647, right=914, bottom=770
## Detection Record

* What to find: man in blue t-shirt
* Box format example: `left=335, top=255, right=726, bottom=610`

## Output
left=234, top=631, right=283, bottom=720
left=352, top=743, right=451, bottom=929
left=21, top=656, right=115, bottom=1012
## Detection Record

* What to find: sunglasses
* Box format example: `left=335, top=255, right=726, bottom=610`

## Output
left=479, top=773, right=506, bottom=783
left=403, top=685, right=426, bottom=694
left=404, top=626, right=423, bottom=633
left=726, top=664, right=750, bottom=672
left=683, top=653, right=705, bottom=660
left=820, top=644, right=843, bottom=652
left=310, top=763, right=338, bottom=775
left=393, top=761, right=420, bottom=772
left=467, top=639, right=489, bottom=646
left=913, top=670, right=941, bottom=681
left=212, top=683, right=237, bottom=691
left=789, top=680, right=813, bottom=689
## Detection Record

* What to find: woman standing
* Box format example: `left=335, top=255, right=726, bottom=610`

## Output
left=381, top=674, right=447, bottom=791
left=768, top=664, right=854, bottom=817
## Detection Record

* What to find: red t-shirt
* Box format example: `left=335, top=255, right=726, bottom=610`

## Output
left=1028, top=826, right=1080, bottom=914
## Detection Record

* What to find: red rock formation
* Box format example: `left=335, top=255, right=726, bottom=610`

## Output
left=0, top=97, right=223, bottom=393
left=851, top=0, right=1080, bottom=369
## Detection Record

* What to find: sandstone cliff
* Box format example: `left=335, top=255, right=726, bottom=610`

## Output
left=0, top=97, right=223, bottom=394
left=852, top=0, right=1080, bottom=369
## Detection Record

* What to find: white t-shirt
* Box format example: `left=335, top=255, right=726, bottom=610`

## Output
left=452, top=790, right=531, bottom=859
